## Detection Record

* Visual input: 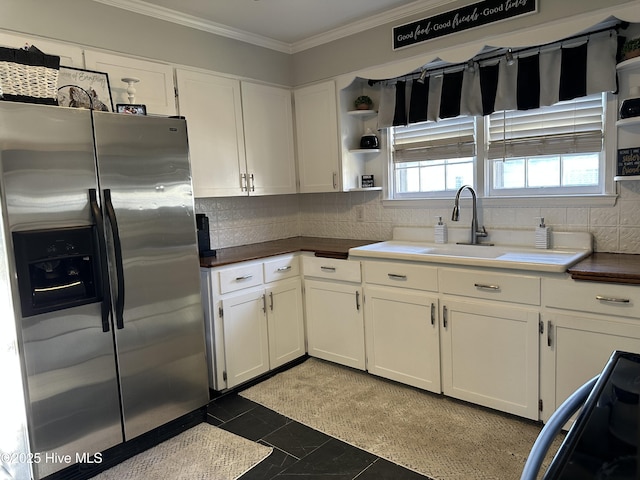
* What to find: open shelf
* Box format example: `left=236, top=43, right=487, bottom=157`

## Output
left=614, top=175, right=640, bottom=181
left=617, top=56, right=640, bottom=72
left=617, top=117, right=640, bottom=127
left=348, top=186, right=383, bottom=192
left=347, top=109, right=377, bottom=117
left=349, top=148, right=381, bottom=154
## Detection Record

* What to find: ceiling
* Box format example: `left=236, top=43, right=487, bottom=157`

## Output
left=92, top=0, right=448, bottom=53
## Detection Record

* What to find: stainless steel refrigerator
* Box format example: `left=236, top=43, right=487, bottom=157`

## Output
left=0, top=101, right=209, bottom=479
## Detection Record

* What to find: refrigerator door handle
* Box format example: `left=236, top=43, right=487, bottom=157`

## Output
left=104, top=189, right=126, bottom=329
left=89, top=189, right=112, bottom=333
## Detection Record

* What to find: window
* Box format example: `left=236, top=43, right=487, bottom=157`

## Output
left=391, top=116, right=476, bottom=198
left=486, top=93, right=604, bottom=196
left=389, top=94, right=606, bottom=199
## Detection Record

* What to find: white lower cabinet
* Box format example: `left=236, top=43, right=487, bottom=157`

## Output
left=364, top=285, right=440, bottom=392
left=201, top=254, right=304, bottom=390
left=541, top=312, right=640, bottom=423
left=439, top=266, right=540, bottom=420
left=362, top=260, right=440, bottom=392
left=266, top=278, right=305, bottom=369
left=540, top=275, right=640, bottom=423
left=222, top=287, right=270, bottom=388
left=303, top=256, right=365, bottom=370
left=440, top=299, right=540, bottom=419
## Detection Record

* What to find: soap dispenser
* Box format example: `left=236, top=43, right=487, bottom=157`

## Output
left=535, top=217, right=550, bottom=249
left=435, top=216, right=448, bottom=244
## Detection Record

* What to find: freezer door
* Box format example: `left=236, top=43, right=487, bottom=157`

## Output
left=0, top=103, right=123, bottom=479
left=92, top=112, right=209, bottom=440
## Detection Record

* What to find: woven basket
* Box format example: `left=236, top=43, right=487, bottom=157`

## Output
left=0, top=46, right=60, bottom=105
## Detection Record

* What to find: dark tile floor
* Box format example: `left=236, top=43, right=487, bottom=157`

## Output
left=206, top=393, right=431, bottom=480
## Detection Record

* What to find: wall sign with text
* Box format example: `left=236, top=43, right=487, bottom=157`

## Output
left=393, top=0, right=537, bottom=50
left=617, top=148, right=640, bottom=177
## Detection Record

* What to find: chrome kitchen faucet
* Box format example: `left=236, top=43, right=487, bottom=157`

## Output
left=451, top=185, right=490, bottom=245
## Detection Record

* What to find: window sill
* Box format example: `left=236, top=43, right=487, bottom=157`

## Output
left=382, top=194, right=618, bottom=208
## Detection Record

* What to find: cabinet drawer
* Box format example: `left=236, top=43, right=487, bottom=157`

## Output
left=264, top=255, right=299, bottom=283
left=302, top=256, right=361, bottom=283
left=364, top=261, right=438, bottom=292
left=440, top=268, right=540, bottom=305
left=219, top=263, right=263, bottom=294
left=544, top=276, right=640, bottom=317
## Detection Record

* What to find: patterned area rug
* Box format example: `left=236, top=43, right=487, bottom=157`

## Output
left=90, top=423, right=272, bottom=480
left=240, top=358, right=560, bottom=480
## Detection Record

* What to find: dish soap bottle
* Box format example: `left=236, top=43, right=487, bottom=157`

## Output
left=535, top=217, right=550, bottom=249
left=435, top=216, right=447, bottom=244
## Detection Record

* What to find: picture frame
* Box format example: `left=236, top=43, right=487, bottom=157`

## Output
left=116, top=103, right=147, bottom=115
left=57, top=66, right=113, bottom=112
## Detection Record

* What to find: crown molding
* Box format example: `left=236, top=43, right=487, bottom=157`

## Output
left=91, top=0, right=455, bottom=54
left=291, top=0, right=456, bottom=53
left=92, top=0, right=292, bottom=53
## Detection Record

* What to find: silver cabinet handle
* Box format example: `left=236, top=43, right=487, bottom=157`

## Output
left=355, top=291, right=360, bottom=311
left=547, top=320, right=553, bottom=347
left=387, top=273, right=407, bottom=280
left=474, top=283, right=500, bottom=290
left=596, top=295, right=630, bottom=304
left=269, top=291, right=274, bottom=311
left=262, top=294, right=266, bottom=313
left=332, top=171, right=338, bottom=190
left=430, top=303, right=435, bottom=326
left=321, top=266, right=336, bottom=272
left=443, top=305, right=448, bottom=328
left=276, top=265, right=292, bottom=272
left=235, top=274, right=253, bottom=281
left=249, top=173, right=255, bottom=192
left=240, top=173, right=248, bottom=192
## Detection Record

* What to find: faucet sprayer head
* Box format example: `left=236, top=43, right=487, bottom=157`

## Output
left=451, top=205, right=460, bottom=221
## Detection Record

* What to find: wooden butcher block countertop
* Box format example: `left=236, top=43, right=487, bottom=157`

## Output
left=200, top=236, right=377, bottom=268
left=568, top=253, right=640, bottom=285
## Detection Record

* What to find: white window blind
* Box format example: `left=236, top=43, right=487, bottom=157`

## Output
left=393, top=115, right=476, bottom=163
left=487, top=94, right=603, bottom=160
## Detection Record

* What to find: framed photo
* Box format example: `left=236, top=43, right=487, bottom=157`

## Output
left=116, top=104, right=147, bottom=115
left=57, top=66, right=113, bottom=111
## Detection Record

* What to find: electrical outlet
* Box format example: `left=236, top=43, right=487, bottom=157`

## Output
left=355, top=206, right=364, bottom=222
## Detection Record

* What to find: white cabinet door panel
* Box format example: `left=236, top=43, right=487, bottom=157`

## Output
left=365, top=285, right=440, bottom=392
left=294, top=81, right=340, bottom=193
left=222, top=289, right=269, bottom=388
left=441, top=299, right=539, bottom=419
left=0, top=33, right=83, bottom=67
left=84, top=50, right=175, bottom=115
left=267, top=278, right=305, bottom=368
left=176, top=69, right=245, bottom=197
left=305, top=279, right=365, bottom=370
left=242, top=82, right=296, bottom=195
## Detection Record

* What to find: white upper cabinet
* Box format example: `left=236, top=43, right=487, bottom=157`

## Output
left=176, top=68, right=246, bottom=198
left=84, top=50, right=176, bottom=115
left=294, top=81, right=341, bottom=193
left=176, top=69, right=297, bottom=197
left=241, top=81, right=296, bottom=196
left=0, top=32, right=84, bottom=67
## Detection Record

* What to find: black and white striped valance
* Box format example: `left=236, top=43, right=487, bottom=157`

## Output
left=377, top=30, right=618, bottom=129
